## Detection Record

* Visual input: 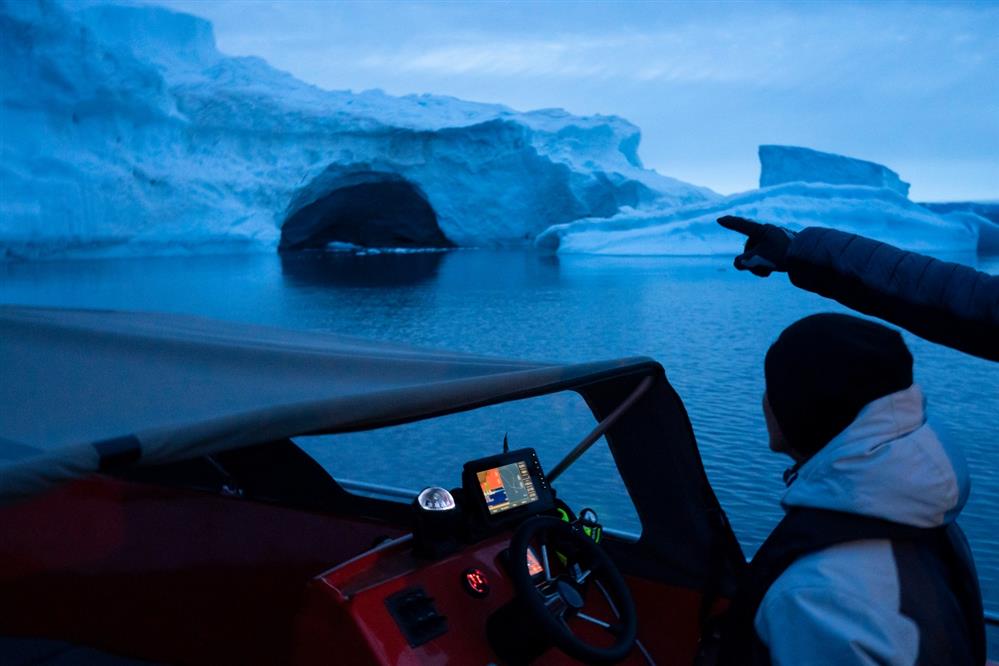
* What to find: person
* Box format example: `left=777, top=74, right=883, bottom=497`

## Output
left=716, top=216, right=999, bottom=362
left=717, top=313, right=986, bottom=665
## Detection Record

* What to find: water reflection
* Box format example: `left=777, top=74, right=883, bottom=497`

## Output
left=279, top=249, right=448, bottom=288
left=279, top=248, right=569, bottom=297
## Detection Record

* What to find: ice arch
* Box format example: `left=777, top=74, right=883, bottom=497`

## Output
left=279, top=172, right=451, bottom=251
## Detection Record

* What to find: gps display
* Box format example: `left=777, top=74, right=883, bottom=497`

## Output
left=462, top=448, right=555, bottom=526
left=477, top=461, right=539, bottom=515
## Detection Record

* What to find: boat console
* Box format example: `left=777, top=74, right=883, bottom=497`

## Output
left=294, top=448, right=641, bottom=665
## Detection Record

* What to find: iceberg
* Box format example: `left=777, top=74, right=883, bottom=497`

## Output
left=0, top=0, right=715, bottom=259
left=760, top=145, right=911, bottom=197
left=920, top=202, right=999, bottom=255
left=537, top=149, right=979, bottom=257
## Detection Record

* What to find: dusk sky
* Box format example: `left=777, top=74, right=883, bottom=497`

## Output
left=144, top=0, right=997, bottom=201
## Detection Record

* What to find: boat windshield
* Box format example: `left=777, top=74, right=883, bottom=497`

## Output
left=293, top=390, right=642, bottom=536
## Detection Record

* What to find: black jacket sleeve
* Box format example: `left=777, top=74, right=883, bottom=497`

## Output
left=785, top=227, right=999, bottom=362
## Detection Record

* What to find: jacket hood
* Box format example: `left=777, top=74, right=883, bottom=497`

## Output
left=781, top=384, right=970, bottom=528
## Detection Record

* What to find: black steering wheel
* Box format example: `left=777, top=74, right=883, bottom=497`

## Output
left=508, top=516, right=638, bottom=664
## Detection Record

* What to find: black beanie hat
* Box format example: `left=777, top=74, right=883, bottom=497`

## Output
left=764, top=313, right=913, bottom=457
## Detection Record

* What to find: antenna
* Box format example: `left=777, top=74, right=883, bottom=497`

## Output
left=502, top=432, right=509, bottom=454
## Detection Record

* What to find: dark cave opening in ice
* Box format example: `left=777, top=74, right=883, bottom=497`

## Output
left=280, top=174, right=451, bottom=251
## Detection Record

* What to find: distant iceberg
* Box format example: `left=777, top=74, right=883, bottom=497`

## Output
left=760, top=145, right=910, bottom=197
left=920, top=202, right=999, bottom=255
left=0, top=0, right=715, bottom=259
left=538, top=147, right=979, bottom=257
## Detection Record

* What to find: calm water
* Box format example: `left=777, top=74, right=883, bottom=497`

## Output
left=2, top=249, right=997, bottom=649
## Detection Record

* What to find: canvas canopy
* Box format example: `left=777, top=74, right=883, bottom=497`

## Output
left=1, top=305, right=745, bottom=593
left=0, top=306, right=655, bottom=502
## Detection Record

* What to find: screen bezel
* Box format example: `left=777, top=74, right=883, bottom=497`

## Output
left=461, top=447, right=555, bottom=527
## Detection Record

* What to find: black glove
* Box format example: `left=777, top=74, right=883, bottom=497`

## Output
left=717, top=215, right=797, bottom=277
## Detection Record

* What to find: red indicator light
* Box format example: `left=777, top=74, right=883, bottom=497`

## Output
left=462, top=568, right=490, bottom=597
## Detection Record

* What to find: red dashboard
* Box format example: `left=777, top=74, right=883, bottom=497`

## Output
left=293, top=530, right=704, bottom=665
left=0, top=471, right=710, bottom=665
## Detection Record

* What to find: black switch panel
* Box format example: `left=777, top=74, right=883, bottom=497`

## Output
left=384, top=586, right=448, bottom=647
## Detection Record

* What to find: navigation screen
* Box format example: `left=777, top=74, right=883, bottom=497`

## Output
left=477, top=460, right=539, bottom=515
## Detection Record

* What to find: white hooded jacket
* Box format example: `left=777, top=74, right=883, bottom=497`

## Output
left=753, top=384, right=972, bottom=665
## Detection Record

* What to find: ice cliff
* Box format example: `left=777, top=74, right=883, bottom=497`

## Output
left=0, top=0, right=715, bottom=259
left=538, top=147, right=981, bottom=257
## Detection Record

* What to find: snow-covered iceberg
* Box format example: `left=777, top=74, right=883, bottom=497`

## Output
left=537, top=148, right=978, bottom=257
left=0, top=0, right=715, bottom=259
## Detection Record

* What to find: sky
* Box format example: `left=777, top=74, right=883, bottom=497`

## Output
left=144, top=0, right=998, bottom=202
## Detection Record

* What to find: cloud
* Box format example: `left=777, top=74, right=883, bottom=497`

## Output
left=354, top=31, right=785, bottom=86
left=359, top=38, right=616, bottom=79
left=341, top=6, right=996, bottom=95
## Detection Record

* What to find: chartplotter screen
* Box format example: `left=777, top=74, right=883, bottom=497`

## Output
left=476, top=460, right=539, bottom=515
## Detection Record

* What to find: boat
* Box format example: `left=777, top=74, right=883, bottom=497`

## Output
left=0, top=306, right=992, bottom=664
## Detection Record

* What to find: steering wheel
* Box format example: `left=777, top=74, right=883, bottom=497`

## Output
left=508, top=516, right=638, bottom=663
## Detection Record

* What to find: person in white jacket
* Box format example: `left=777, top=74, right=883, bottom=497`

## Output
left=718, top=313, right=985, bottom=665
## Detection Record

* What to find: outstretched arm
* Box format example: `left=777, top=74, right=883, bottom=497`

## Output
left=717, top=216, right=999, bottom=362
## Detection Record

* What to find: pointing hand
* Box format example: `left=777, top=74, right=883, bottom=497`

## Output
left=717, top=215, right=796, bottom=277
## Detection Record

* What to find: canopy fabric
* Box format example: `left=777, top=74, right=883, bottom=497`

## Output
left=0, top=306, right=653, bottom=501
